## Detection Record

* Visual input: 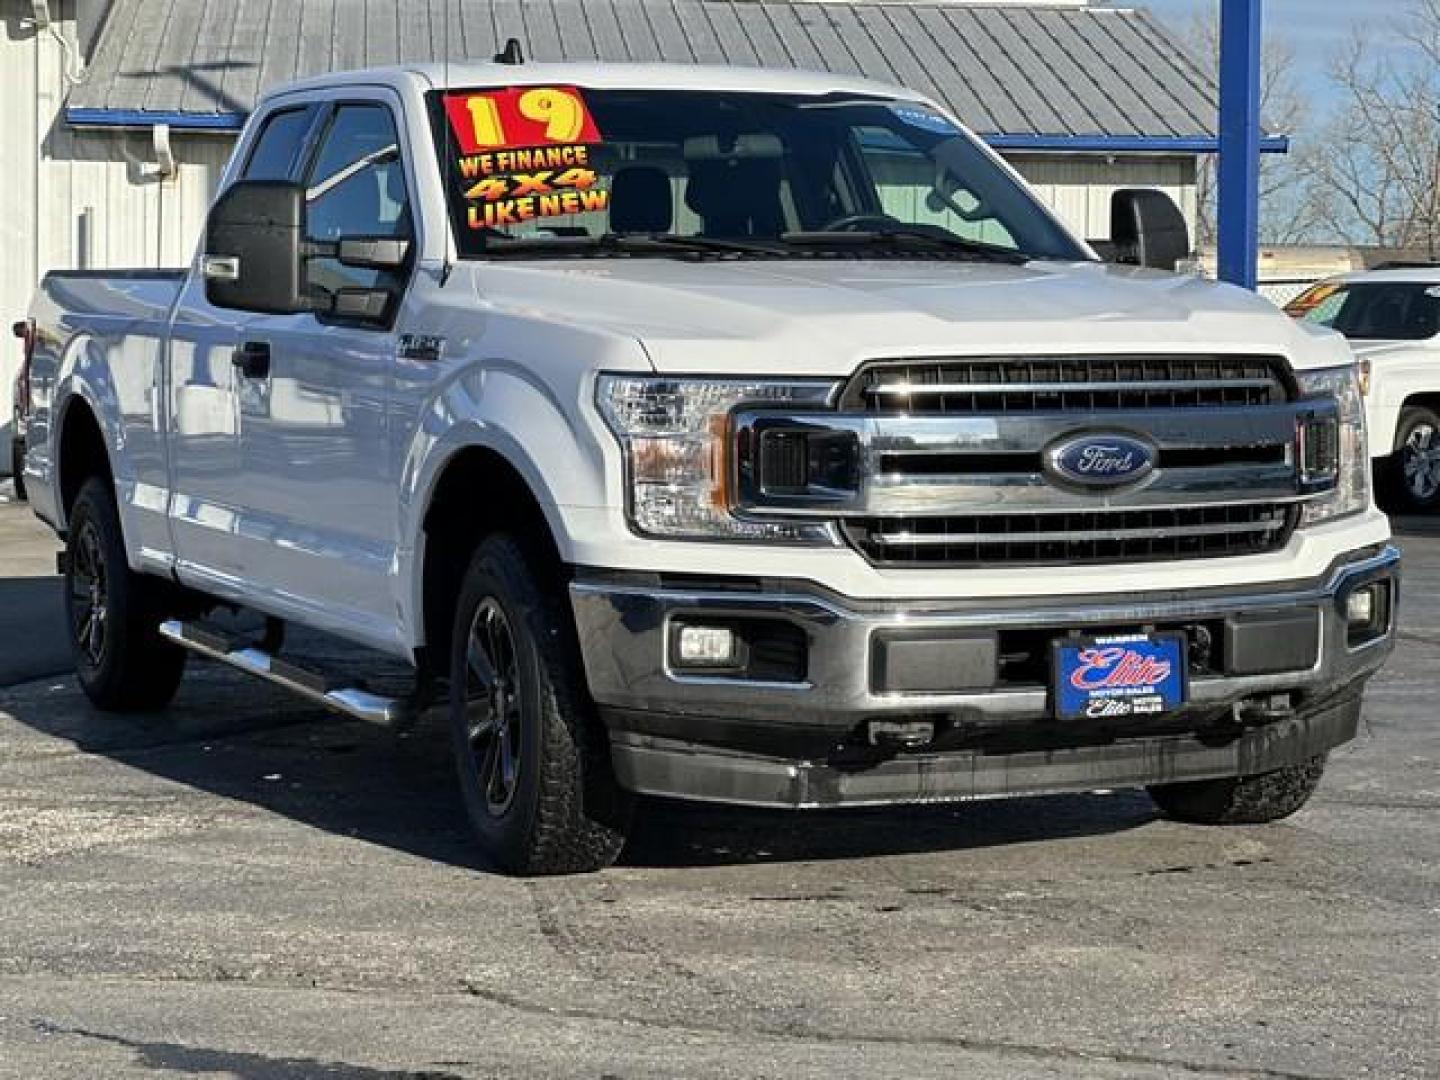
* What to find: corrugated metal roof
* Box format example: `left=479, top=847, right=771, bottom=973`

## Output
left=67, top=0, right=1240, bottom=145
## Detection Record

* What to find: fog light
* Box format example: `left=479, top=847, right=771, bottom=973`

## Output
left=1346, top=589, right=1374, bottom=626
left=1344, top=581, right=1391, bottom=647
left=674, top=624, right=739, bottom=667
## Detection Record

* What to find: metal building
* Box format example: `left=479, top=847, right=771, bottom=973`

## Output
left=0, top=0, right=1284, bottom=458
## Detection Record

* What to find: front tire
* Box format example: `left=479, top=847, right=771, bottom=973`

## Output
left=447, top=533, right=630, bottom=875
left=65, top=477, right=186, bottom=711
left=1386, top=406, right=1440, bottom=512
left=1147, top=755, right=1327, bottom=825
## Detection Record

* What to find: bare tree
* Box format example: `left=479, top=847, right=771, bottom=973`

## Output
left=1305, top=0, right=1440, bottom=253
left=1181, top=17, right=1318, bottom=247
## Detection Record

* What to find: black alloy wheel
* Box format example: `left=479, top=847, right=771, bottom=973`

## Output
left=460, top=597, right=524, bottom=817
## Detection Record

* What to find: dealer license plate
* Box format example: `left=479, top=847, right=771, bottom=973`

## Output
left=1052, top=633, right=1187, bottom=722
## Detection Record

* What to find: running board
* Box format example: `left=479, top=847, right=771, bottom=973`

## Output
left=158, top=619, right=412, bottom=725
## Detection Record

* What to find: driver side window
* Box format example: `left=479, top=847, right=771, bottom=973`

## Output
left=304, top=103, right=413, bottom=302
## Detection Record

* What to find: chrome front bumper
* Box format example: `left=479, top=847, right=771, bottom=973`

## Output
left=569, top=546, right=1399, bottom=807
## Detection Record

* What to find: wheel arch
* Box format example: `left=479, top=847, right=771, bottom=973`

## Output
left=414, top=441, right=568, bottom=668
left=1385, top=395, right=1440, bottom=455
left=54, top=392, right=113, bottom=528
left=1398, top=393, right=1440, bottom=419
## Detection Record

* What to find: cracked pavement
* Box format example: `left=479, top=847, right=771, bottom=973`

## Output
left=0, top=489, right=1435, bottom=1079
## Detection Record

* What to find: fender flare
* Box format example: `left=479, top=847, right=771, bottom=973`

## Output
left=51, top=363, right=122, bottom=531
left=396, top=366, right=612, bottom=650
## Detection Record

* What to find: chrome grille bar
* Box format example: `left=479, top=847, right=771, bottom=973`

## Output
left=732, top=402, right=1331, bottom=518
left=842, top=505, right=1301, bottom=567
left=866, top=378, right=1278, bottom=398
left=844, top=355, right=1290, bottom=413
left=869, top=513, right=1289, bottom=547
left=859, top=464, right=1301, bottom=513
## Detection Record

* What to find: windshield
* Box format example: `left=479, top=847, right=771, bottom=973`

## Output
left=430, top=86, right=1088, bottom=262
left=1287, top=280, right=1440, bottom=341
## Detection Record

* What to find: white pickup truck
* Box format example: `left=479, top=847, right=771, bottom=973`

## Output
left=16, top=61, right=1398, bottom=874
left=1287, top=267, right=1440, bottom=512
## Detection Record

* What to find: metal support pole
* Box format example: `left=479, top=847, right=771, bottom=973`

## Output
left=1217, top=0, right=1262, bottom=289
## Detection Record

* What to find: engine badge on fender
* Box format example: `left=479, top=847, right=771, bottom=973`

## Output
left=1052, top=633, right=1187, bottom=721
left=1044, top=432, right=1158, bottom=488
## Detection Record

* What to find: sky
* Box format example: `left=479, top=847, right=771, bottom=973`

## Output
left=1134, top=0, right=1409, bottom=118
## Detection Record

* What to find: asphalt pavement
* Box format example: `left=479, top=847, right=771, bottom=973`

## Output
left=0, top=483, right=67, bottom=686
left=0, top=484, right=1435, bottom=1079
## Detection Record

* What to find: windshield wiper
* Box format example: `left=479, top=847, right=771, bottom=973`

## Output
left=480, top=232, right=786, bottom=260
left=779, top=228, right=1028, bottom=264
left=622, top=233, right=791, bottom=258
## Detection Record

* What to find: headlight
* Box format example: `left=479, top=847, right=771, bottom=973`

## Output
left=1297, top=364, right=1369, bottom=526
left=596, top=375, right=839, bottom=542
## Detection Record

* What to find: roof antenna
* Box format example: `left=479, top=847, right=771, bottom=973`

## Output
left=494, top=38, right=524, bottom=65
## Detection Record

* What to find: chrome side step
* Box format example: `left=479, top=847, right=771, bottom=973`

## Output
left=159, top=619, right=412, bottom=725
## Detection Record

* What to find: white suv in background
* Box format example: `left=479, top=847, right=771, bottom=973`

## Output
left=1289, top=266, right=1440, bottom=512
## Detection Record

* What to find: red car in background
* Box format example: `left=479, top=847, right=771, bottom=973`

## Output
left=10, top=319, right=32, bottom=501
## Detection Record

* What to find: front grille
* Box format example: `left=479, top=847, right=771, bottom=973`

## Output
left=843, top=355, right=1291, bottom=413
left=843, top=504, right=1297, bottom=568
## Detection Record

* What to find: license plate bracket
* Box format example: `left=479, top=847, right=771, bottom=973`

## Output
left=1052, top=632, right=1188, bottom=722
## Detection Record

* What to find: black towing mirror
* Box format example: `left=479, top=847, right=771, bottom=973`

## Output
left=202, top=182, right=409, bottom=321
left=203, top=181, right=309, bottom=314
left=1104, top=188, right=1191, bottom=272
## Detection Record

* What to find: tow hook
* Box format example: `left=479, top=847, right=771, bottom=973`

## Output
left=868, top=719, right=936, bottom=750
left=1237, top=693, right=1296, bottom=724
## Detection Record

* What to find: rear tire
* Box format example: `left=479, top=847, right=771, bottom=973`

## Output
left=65, top=477, right=186, bottom=711
left=1147, top=755, right=1326, bottom=825
left=447, top=533, right=631, bottom=875
left=1385, top=406, right=1440, bottom=512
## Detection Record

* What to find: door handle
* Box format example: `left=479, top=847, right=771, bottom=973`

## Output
left=232, top=341, right=271, bottom=379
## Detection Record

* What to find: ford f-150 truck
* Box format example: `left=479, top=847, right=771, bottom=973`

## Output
left=17, top=61, right=1398, bottom=874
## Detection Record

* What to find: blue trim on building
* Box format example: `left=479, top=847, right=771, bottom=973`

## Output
left=64, top=108, right=247, bottom=131
left=64, top=107, right=1290, bottom=157
left=984, top=133, right=1289, bottom=155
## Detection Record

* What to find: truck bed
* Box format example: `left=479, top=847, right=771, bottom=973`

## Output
left=40, top=269, right=186, bottom=325
left=22, top=268, right=190, bottom=534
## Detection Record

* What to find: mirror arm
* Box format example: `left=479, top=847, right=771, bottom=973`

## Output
left=300, top=236, right=411, bottom=270
left=300, top=240, right=339, bottom=260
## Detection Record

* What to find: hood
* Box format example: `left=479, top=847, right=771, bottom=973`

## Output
left=472, top=257, right=1345, bottom=375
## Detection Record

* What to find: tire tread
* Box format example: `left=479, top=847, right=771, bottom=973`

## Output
left=1148, top=755, right=1327, bottom=825
left=66, top=478, right=185, bottom=712
left=450, top=534, right=629, bottom=875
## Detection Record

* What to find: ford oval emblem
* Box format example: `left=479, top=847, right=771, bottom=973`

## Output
left=1045, top=433, right=1157, bottom=488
